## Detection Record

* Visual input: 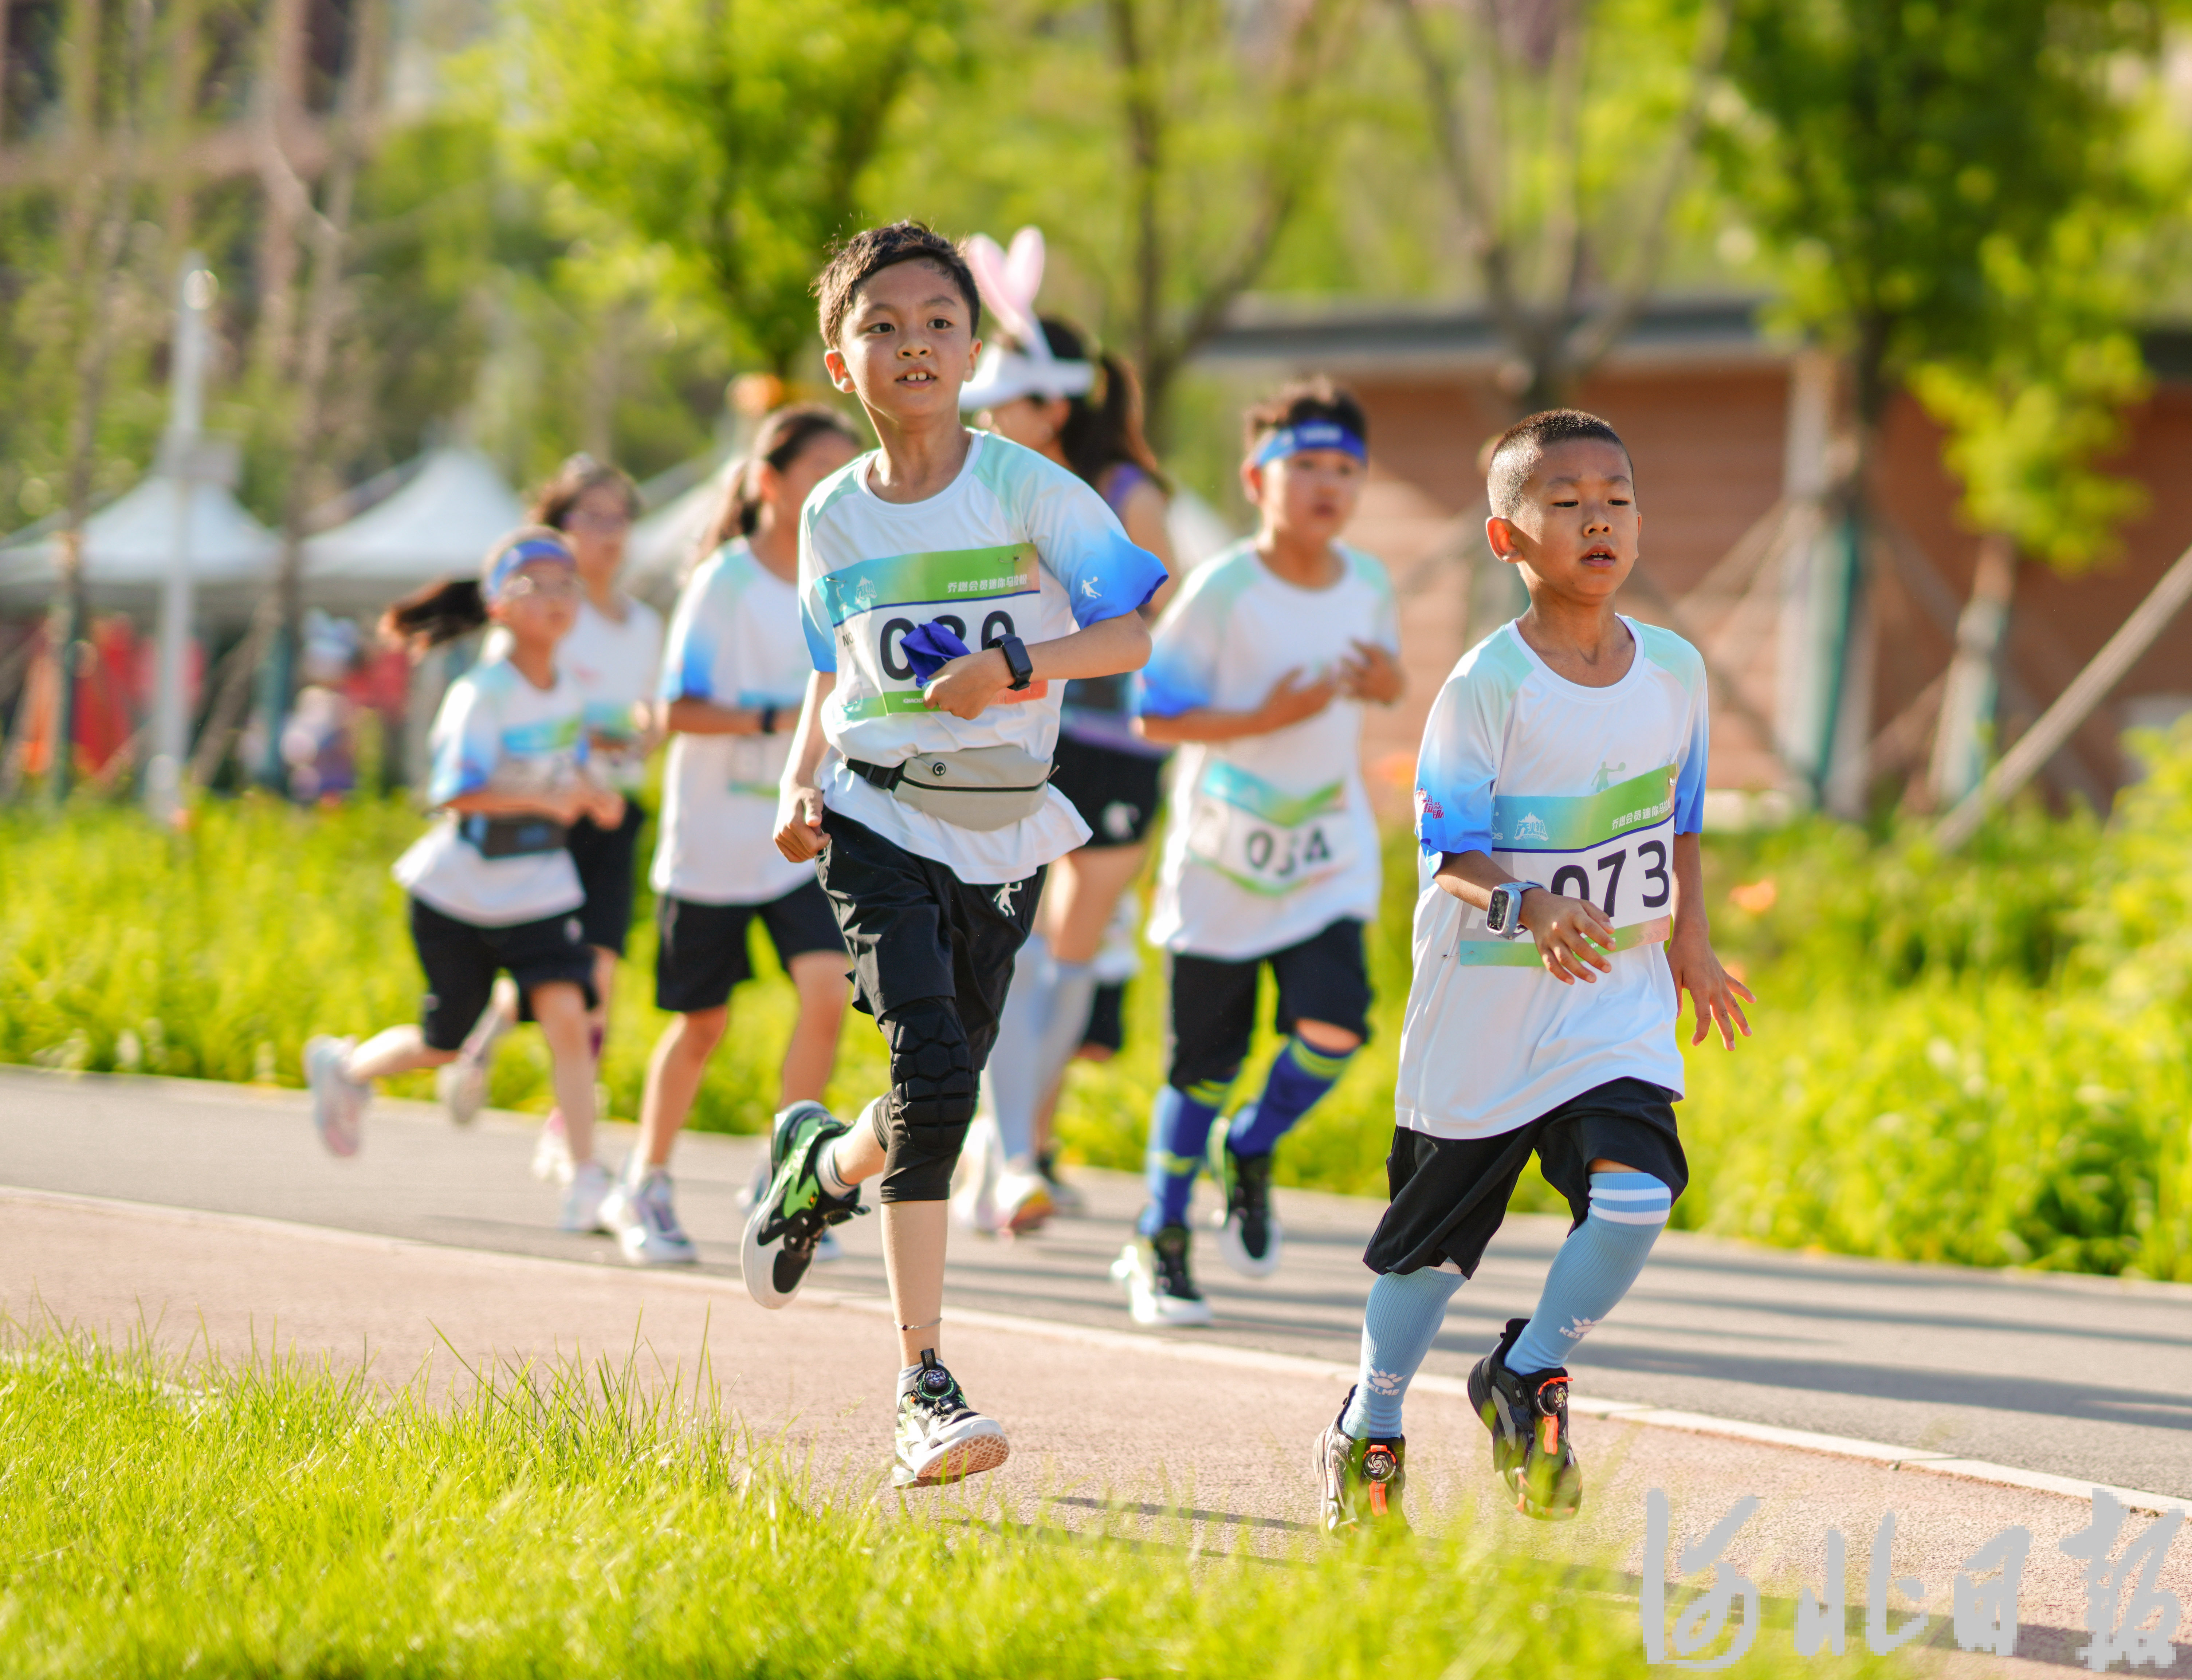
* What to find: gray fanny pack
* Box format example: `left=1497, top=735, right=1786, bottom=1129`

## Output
left=846, top=745, right=1053, bottom=832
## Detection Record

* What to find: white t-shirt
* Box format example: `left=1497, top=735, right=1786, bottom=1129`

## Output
left=1395, top=617, right=1711, bottom=1140
left=799, top=431, right=1168, bottom=885
left=488, top=594, right=664, bottom=789
left=651, top=540, right=815, bottom=906
left=1139, top=540, right=1398, bottom=959
left=394, top=654, right=590, bottom=926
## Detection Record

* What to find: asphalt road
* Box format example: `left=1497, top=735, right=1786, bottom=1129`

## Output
left=4, top=1063, right=2190, bottom=1500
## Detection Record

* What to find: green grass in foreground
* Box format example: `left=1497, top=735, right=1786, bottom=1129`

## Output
left=0, top=1328, right=1903, bottom=1679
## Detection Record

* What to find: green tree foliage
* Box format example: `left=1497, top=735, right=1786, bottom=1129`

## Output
left=1713, top=0, right=2162, bottom=431
left=508, top=0, right=966, bottom=381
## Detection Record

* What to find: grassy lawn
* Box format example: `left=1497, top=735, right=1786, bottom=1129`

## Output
left=6, top=719, right=2192, bottom=1278
left=0, top=1326, right=1907, bottom=1679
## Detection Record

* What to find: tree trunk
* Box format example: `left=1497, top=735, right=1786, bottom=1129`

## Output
left=1924, top=531, right=2016, bottom=811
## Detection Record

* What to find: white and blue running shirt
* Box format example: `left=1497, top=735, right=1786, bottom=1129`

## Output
left=485, top=594, right=663, bottom=791
left=1138, top=540, right=1398, bottom=959
left=1396, top=616, right=1710, bottom=1138
left=651, top=540, right=816, bottom=906
left=799, top=431, right=1168, bottom=884
left=394, top=653, right=589, bottom=927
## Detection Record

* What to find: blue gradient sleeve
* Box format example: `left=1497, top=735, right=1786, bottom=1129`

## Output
left=426, top=678, right=497, bottom=807
left=1413, top=677, right=1498, bottom=859
left=797, top=517, right=839, bottom=673
left=989, top=442, right=1167, bottom=626
left=659, top=575, right=718, bottom=703
left=1132, top=585, right=1222, bottom=719
left=1674, top=666, right=1710, bottom=833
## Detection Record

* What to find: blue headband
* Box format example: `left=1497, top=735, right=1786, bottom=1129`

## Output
left=1252, top=420, right=1367, bottom=468
left=482, top=534, right=575, bottom=602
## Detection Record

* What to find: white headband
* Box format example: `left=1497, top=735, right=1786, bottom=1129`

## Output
left=959, top=227, right=1097, bottom=410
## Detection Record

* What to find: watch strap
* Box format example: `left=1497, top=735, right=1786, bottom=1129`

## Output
left=998, top=634, right=1034, bottom=691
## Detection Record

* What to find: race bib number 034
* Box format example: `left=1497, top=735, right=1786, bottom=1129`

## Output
left=1185, top=761, right=1357, bottom=896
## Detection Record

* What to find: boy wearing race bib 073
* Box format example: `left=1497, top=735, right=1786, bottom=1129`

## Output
left=1117, top=380, right=1405, bottom=1327
left=1315, top=408, right=1753, bottom=1539
left=750, top=222, right=1167, bottom=1490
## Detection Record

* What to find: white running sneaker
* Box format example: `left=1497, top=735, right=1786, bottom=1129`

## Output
left=893, top=1353, right=1010, bottom=1488
left=990, top=1159, right=1056, bottom=1237
left=601, top=1166, right=700, bottom=1266
left=438, top=981, right=515, bottom=1125
left=949, top=1113, right=1001, bottom=1232
left=303, top=1036, right=367, bottom=1157
left=559, top=1160, right=614, bottom=1234
left=1111, top=1224, right=1214, bottom=1327
left=532, top=1111, right=574, bottom=1185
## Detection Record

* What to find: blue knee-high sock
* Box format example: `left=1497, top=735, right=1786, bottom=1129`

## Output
left=1139, top=1079, right=1230, bottom=1235
left=1227, top=1037, right=1354, bottom=1157
left=1508, top=1172, right=1672, bottom=1372
left=1340, top=1268, right=1464, bottom=1438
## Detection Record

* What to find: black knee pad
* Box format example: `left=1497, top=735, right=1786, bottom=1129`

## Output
left=877, top=999, right=977, bottom=1202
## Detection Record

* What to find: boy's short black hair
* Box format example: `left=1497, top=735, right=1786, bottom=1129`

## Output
left=1485, top=409, right=1631, bottom=520
left=814, top=221, right=982, bottom=347
left=1241, top=377, right=1368, bottom=452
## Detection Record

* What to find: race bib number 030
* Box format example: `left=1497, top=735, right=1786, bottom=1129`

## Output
left=814, top=543, right=1047, bottom=721
left=1186, top=761, right=1357, bottom=896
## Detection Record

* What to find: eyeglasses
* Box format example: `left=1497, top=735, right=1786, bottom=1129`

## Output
left=501, top=573, right=580, bottom=601
left=566, top=508, right=633, bottom=533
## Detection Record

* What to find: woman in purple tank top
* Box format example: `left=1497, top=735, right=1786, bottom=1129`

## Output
left=955, top=230, right=1179, bottom=1231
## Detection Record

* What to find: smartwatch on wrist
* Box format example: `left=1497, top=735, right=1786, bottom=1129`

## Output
left=997, top=634, right=1034, bottom=692
left=758, top=705, right=778, bottom=736
left=1485, top=881, right=1541, bottom=940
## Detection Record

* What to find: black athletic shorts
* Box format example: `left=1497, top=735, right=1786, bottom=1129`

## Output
left=653, top=880, right=844, bottom=1015
left=1167, top=917, right=1372, bottom=1090
left=566, top=797, right=646, bottom=955
left=1361, top=1078, right=1688, bottom=1277
left=409, top=896, right=597, bottom=1052
left=815, top=808, right=1043, bottom=1062
left=1082, top=979, right=1127, bottom=1055
left=1051, top=732, right=1166, bottom=849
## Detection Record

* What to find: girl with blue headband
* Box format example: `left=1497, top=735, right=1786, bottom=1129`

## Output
left=302, top=528, right=627, bottom=1237
left=1116, top=378, right=1405, bottom=1326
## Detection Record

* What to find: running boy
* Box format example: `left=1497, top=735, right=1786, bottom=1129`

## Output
left=304, top=529, right=624, bottom=1233
left=600, top=407, right=864, bottom=1265
left=1115, top=380, right=1403, bottom=1326
left=1315, top=409, right=1752, bottom=1536
left=745, top=223, right=1166, bottom=1488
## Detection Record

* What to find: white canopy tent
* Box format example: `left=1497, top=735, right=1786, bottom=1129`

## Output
left=302, top=445, right=526, bottom=611
left=0, top=473, right=278, bottom=617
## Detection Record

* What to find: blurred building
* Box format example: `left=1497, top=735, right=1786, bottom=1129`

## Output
left=1199, top=297, right=2192, bottom=821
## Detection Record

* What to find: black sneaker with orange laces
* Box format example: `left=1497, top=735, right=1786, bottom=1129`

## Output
left=1316, top=1386, right=1409, bottom=1537
left=1467, top=1317, right=1583, bottom=1521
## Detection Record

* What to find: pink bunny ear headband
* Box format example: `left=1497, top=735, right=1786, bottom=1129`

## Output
left=960, top=226, right=1097, bottom=410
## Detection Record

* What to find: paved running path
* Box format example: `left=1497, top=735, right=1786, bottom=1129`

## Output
left=6, top=1066, right=2192, bottom=1672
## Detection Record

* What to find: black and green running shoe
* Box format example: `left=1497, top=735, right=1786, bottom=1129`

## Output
left=1467, top=1316, right=1583, bottom=1521
left=740, top=1100, right=862, bottom=1309
left=1315, top=1386, right=1408, bottom=1537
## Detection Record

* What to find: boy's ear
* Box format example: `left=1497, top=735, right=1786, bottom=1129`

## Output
left=1239, top=457, right=1267, bottom=507
left=822, top=346, right=856, bottom=395
left=1485, top=514, right=1524, bottom=564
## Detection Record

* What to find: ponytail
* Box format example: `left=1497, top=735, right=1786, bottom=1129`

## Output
left=703, top=403, right=864, bottom=555
left=1037, top=320, right=1171, bottom=496
left=380, top=578, right=487, bottom=654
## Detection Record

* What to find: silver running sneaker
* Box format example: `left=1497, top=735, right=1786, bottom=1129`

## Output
left=1111, top=1224, right=1214, bottom=1327
left=601, top=1166, right=699, bottom=1266
left=893, top=1351, right=1010, bottom=1488
left=303, top=1036, right=367, bottom=1157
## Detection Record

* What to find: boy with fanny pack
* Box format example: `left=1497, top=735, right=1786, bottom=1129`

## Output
left=1316, top=408, right=1753, bottom=1537
left=1116, top=380, right=1404, bottom=1326
left=746, top=222, right=1166, bottom=1489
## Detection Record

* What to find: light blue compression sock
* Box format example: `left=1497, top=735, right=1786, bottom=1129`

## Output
left=1139, top=1078, right=1230, bottom=1235
left=1227, top=1037, right=1354, bottom=1157
left=1031, top=958, right=1096, bottom=1111
left=1508, top=1172, right=1673, bottom=1372
left=982, top=935, right=1054, bottom=1161
left=1340, top=1268, right=1464, bottom=1438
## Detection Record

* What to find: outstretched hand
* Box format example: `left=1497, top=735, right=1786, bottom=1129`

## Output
left=1254, top=667, right=1340, bottom=733
left=1670, top=931, right=1754, bottom=1048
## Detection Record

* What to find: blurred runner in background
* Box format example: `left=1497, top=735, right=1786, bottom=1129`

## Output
left=603, top=405, right=864, bottom=1266
left=953, top=228, right=1178, bottom=1237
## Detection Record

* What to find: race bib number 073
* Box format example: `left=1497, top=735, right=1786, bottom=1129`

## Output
left=1488, top=763, right=1677, bottom=930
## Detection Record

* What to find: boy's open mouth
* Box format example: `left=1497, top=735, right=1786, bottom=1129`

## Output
left=1582, top=543, right=1618, bottom=564
left=898, top=370, right=937, bottom=385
